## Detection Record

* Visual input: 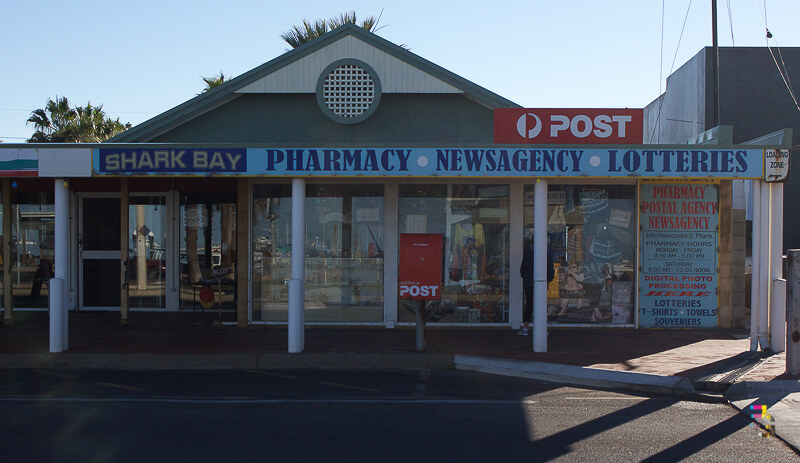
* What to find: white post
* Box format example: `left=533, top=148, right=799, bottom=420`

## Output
left=770, top=183, right=786, bottom=351
left=759, top=181, right=771, bottom=350
left=56, top=178, right=68, bottom=350
left=48, top=278, right=64, bottom=353
left=532, top=180, right=547, bottom=352
left=383, top=182, right=398, bottom=328
left=50, top=178, right=69, bottom=352
left=750, top=181, right=761, bottom=351
left=288, top=178, right=305, bottom=353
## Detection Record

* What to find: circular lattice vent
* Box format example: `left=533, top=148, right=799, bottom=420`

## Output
left=317, top=60, right=381, bottom=124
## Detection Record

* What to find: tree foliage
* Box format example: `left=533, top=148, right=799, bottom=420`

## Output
left=27, top=96, right=131, bottom=143
left=281, top=11, right=383, bottom=48
left=201, top=72, right=227, bottom=93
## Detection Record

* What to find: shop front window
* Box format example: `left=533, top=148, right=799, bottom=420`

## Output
left=252, top=184, right=384, bottom=322
left=399, top=184, right=510, bottom=324
left=11, top=192, right=55, bottom=309
left=525, top=185, right=636, bottom=324
left=305, top=184, right=384, bottom=322
left=252, top=185, right=292, bottom=322
left=179, top=192, right=237, bottom=318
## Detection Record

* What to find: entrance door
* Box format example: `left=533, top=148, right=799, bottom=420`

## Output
left=79, top=194, right=170, bottom=310
left=80, top=196, right=122, bottom=309
left=127, top=195, right=168, bottom=310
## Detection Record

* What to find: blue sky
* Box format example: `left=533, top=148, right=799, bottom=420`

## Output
left=2, top=0, right=799, bottom=142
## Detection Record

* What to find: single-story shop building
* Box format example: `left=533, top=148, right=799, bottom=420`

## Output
left=0, top=25, right=790, bottom=352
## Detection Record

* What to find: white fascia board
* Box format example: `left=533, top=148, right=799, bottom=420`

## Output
left=38, top=148, right=92, bottom=177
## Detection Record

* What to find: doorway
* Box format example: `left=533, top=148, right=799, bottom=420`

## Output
left=79, top=194, right=172, bottom=310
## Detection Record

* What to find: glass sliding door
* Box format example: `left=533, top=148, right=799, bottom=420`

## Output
left=128, top=195, right=167, bottom=310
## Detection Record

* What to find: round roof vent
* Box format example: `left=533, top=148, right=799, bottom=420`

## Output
left=316, top=59, right=381, bottom=124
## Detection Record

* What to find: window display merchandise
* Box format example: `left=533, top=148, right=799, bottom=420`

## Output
left=525, top=185, right=636, bottom=324
left=399, top=184, right=510, bottom=323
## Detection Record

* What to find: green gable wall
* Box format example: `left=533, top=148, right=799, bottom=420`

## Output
left=150, top=93, right=495, bottom=144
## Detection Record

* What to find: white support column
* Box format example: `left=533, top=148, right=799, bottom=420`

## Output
left=383, top=182, right=398, bottom=328
left=759, top=181, right=771, bottom=350
left=770, top=183, right=786, bottom=351
left=509, top=183, right=524, bottom=330
left=532, top=180, right=547, bottom=352
left=750, top=181, right=760, bottom=351
left=48, top=278, right=63, bottom=353
left=51, top=178, right=69, bottom=352
left=288, top=178, right=305, bottom=353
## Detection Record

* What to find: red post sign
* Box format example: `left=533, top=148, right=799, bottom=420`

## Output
left=494, top=108, right=643, bottom=144
left=399, top=234, right=442, bottom=300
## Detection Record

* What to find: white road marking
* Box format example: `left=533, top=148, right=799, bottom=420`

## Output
left=563, top=397, right=645, bottom=400
left=0, top=396, right=538, bottom=405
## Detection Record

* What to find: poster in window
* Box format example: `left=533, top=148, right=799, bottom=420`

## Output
left=639, top=183, right=718, bottom=328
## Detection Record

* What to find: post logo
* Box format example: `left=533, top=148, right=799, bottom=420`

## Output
left=516, top=113, right=542, bottom=139
left=399, top=284, right=439, bottom=298
left=495, top=108, right=643, bottom=144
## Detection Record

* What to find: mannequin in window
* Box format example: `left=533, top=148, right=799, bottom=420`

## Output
left=450, top=222, right=485, bottom=282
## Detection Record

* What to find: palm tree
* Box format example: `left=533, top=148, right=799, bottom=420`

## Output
left=201, top=72, right=227, bottom=93
left=281, top=11, right=383, bottom=49
left=26, top=96, right=130, bottom=142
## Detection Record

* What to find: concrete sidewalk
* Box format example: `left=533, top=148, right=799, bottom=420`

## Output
left=0, top=311, right=798, bottom=451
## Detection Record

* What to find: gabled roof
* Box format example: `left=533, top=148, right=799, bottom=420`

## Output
left=110, top=23, right=519, bottom=142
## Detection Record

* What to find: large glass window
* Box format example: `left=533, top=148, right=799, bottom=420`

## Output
left=399, top=184, right=510, bottom=324
left=252, top=185, right=292, bottom=322
left=525, top=184, right=636, bottom=324
left=305, top=184, right=384, bottom=322
left=11, top=192, right=55, bottom=308
left=179, top=192, right=237, bottom=319
left=252, top=184, right=384, bottom=322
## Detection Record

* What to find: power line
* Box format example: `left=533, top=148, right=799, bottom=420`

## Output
left=756, top=0, right=800, bottom=113
left=725, top=0, right=735, bottom=46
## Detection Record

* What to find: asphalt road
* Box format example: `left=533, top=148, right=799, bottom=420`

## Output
left=0, top=368, right=796, bottom=462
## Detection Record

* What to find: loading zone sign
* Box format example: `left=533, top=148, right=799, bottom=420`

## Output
left=764, top=149, right=790, bottom=183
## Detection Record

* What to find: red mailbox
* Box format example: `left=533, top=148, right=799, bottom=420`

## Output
left=398, top=234, right=442, bottom=300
